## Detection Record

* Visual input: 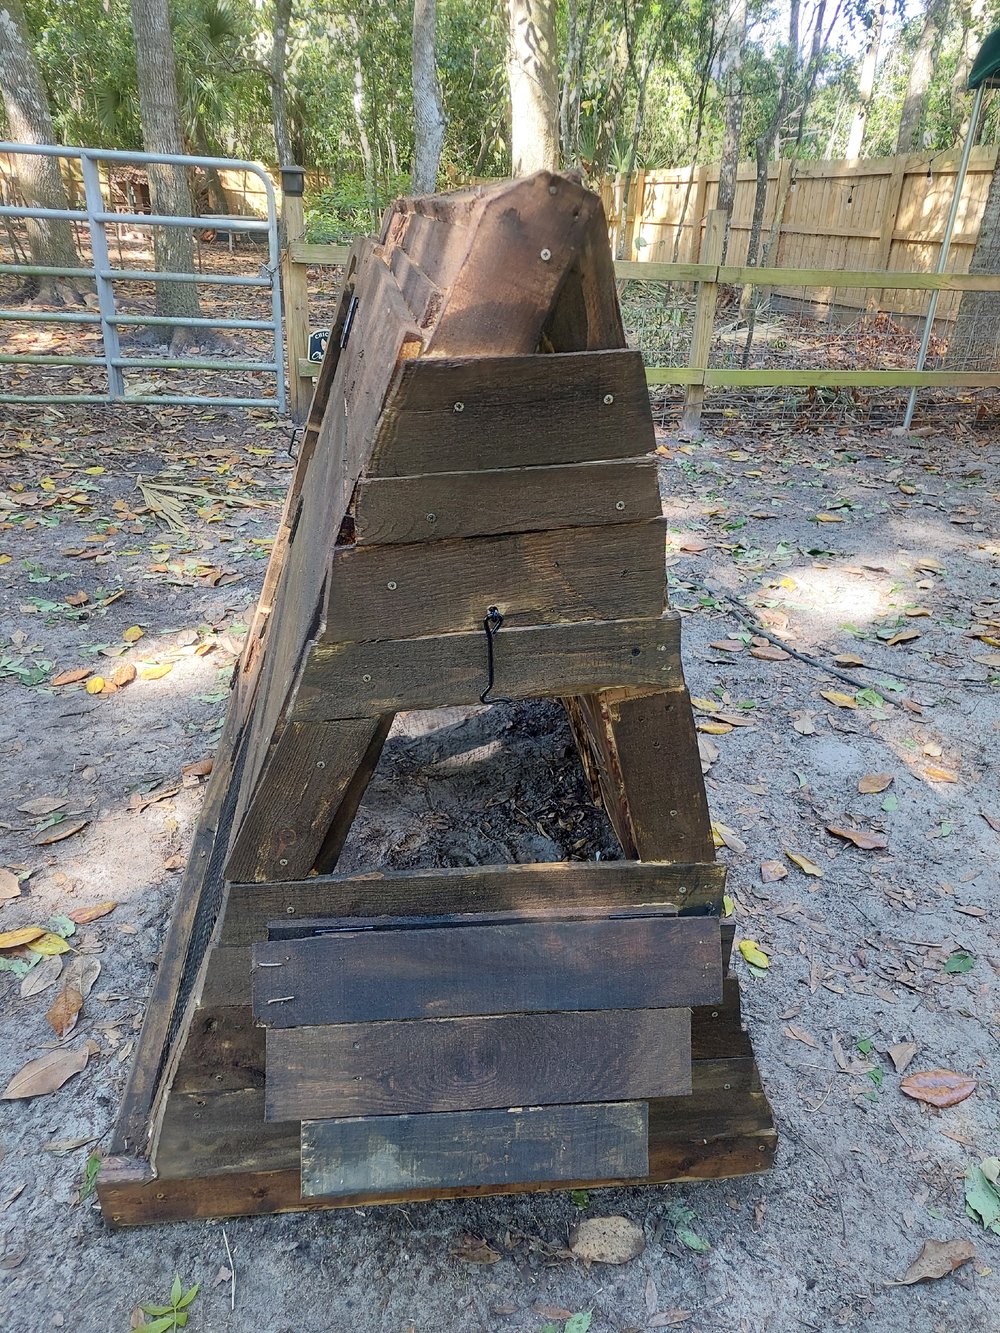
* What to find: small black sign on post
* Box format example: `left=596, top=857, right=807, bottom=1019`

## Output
left=309, top=328, right=331, bottom=363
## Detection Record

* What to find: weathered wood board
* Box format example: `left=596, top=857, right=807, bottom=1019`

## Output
left=300, top=1102, right=649, bottom=1198
left=252, top=911, right=721, bottom=1026
left=265, top=1007, right=692, bottom=1120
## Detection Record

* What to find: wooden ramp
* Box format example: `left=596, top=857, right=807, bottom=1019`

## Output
left=97, top=173, right=775, bottom=1226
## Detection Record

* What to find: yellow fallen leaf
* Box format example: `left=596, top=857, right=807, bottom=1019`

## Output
left=83, top=466, right=105, bottom=475
left=27, top=932, right=72, bottom=957
left=785, top=850, right=824, bottom=877
left=739, top=940, right=770, bottom=969
left=723, top=894, right=735, bottom=918
left=0, top=554, right=11, bottom=565
left=84, top=677, right=106, bottom=695
left=712, top=821, right=747, bottom=853
left=924, top=766, right=958, bottom=783
left=778, top=577, right=797, bottom=591
left=820, top=690, right=857, bottom=709
left=697, top=721, right=733, bottom=735
left=140, top=663, right=173, bottom=680
left=122, top=626, right=144, bottom=643
left=0, top=926, right=46, bottom=950
left=815, top=513, right=844, bottom=523
left=690, top=697, right=720, bottom=712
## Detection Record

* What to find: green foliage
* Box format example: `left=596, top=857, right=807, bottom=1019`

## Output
left=966, top=1158, right=1000, bottom=1234
left=139, top=1275, right=199, bottom=1332
left=306, top=173, right=410, bottom=243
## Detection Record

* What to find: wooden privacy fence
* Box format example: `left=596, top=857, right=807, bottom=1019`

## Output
left=601, top=148, right=1000, bottom=324
left=282, top=200, right=1000, bottom=425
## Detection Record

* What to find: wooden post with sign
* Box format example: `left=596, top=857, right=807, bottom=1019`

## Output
left=98, top=174, right=774, bottom=1227
left=280, top=187, right=312, bottom=423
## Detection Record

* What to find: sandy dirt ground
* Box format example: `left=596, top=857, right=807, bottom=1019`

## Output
left=0, top=398, right=997, bottom=1333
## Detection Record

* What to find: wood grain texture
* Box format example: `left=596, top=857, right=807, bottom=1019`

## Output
left=301, top=1102, right=649, bottom=1198
left=353, top=457, right=659, bottom=545
left=323, top=519, right=666, bottom=643
left=370, top=350, right=654, bottom=476
left=226, top=719, right=387, bottom=884
left=294, top=614, right=681, bottom=718
left=221, top=859, right=726, bottom=946
left=264, top=1007, right=691, bottom=1120
left=253, top=912, right=721, bottom=1026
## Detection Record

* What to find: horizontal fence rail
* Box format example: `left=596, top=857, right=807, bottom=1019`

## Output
left=0, top=142, right=284, bottom=410
left=283, top=233, right=1000, bottom=426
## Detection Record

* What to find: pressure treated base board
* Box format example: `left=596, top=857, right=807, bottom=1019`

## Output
left=97, top=1068, right=776, bottom=1227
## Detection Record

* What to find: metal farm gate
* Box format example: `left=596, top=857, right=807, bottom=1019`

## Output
left=0, top=144, right=284, bottom=411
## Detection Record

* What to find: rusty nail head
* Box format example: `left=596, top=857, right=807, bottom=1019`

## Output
left=540, top=248, right=552, bottom=261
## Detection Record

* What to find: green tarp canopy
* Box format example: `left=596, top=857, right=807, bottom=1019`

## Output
left=969, top=29, right=1000, bottom=89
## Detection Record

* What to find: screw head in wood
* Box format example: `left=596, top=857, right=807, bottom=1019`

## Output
left=603, top=393, right=615, bottom=404
left=657, top=643, right=666, bottom=652
left=425, top=512, right=437, bottom=523
left=453, top=401, right=464, bottom=412
left=279, top=858, right=288, bottom=867
left=615, top=500, right=626, bottom=510
left=711, top=1011, right=719, bottom=1018
left=286, top=906, right=295, bottom=914
left=539, top=248, right=552, bottom=261
left=670, top=809, right=678, bottom=817
left=548, top=184, right=558, bottom=195
left=387, top=580, right=397, bottom=590
left=362, top=673, right=372, bottom=682
left=316, top=760, right=326, bottom=768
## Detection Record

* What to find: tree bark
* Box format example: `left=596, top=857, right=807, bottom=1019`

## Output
left=716, top=0, right=747, bottom=260
left=411, top=0, right=445, bottom=193
left=506, top=0, right=559, bottom=175
left=270, top=0, right=293, bottom=169
left=948, top=152, right=1000, bottom=368
left=0, top=0, right=84, bottom=302
left=347, top=12, right=377, bottom=225
left=895, top=0, right=946, bottom=154
left=130, top=0, right=201, bottom=344
left=845, top=1, right=885, bottom=158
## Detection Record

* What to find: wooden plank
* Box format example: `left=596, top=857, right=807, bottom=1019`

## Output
left=352, top=457, right=659, bottom=545
left=717, top=266, right=1000, bottom=291
left=289, top=241, right=352, bottom=265
left=301, top=1102, right=649, bottom=1198
left=370, top=349, right=654, bottom=476
left=704, top=368, right=1000, bottom=388
left=425, top=172, right=607, bottom=357
left=294, top=614, right=681, bottom=717
left=264, top=1007, right=692, bottom=1120
left=226, top=719, right=387, bottom=883
left=323, top=519, right=666, bottom=644
left=252, top=912, right=721, bottom=1026
left=222, top=859, right=726, bottom=946
left=615, top=261, right=718, bottom=282
left=281, top=194, right=312, bottom=422
left=683, top=209, right=725, bottom=432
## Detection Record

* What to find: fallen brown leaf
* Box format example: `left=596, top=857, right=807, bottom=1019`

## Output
left=893, top=1239, right=976, bottom=1285
left=33, top=819, right=88, bottom=846
left=0, top=926, right=45, bottom=950
left=45, top=985, right=83, bottom=1039
left=900, top=1069, right=976, bottom=1108
left=19, top=955, right=63, bottom=999
left=887, top=1041, right=918, bottom=1075
left=827, top=825, right=888, bottom=851
left=761, top=860, right=788, bottom=883
left=68, top=901, right=116, bottom=925
left=858, top=773, right=893, bottom=794
left=111, top=662, right=137, bottom=687
left=710, top=639, right=745, bottom=653
left=0, top=869, right=21, bottom=902
left=784, top=1024, right=818, bottom=1048
left=1, top=1040, right=97, bottom=1099
left=50, top=668, right=91, bottom=687
left=751, top=644, right=791, bottom=661
left=449, top=1234, right=500, bottom=1264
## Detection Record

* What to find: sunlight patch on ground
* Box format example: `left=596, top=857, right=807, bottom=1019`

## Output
left=762, top=563, right=889, bottom=633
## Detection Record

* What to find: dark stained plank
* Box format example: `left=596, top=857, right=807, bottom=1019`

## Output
left=370, top=349, right=654, bottom=476
left=540, top=198, right=627, bottom=352
left=301, top=1102, right=649, bottom=1198
left=221, top=859, right=726, bottom=946
left=252, top=912, right=721, bottom=1027
left=226, top=719, right=388, bottom=884
left=323, top=519, right=667, bottom=644
left=567, top=688, right=716, bottom=864
left=353, top=457, right=659, bottom=545
left=264, top=1007, right=691, bottom=1121
left=293, top=614, right=681, bottom=718
left=424, top=172, right=608, bottom=357
left=101, top=1052, right=774, bottom=1225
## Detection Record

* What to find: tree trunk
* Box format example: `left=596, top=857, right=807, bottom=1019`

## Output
left=845, top=2, right=885, bottom=158
left=506, top=0, right=559, bottom=175
left=895, top=0, right=946, bottom=154
left=0, top=0, right=84, bottom=303
left=347, top=13, right=378, bottom=226
left=716, top=0, right=747, bottom=260
left=412, top=0, right=445, bottom=193
left=270, top=0, right=293, bottom=169
left=130, top=0, right=201, bottom=345
left=948, top=154, right=1000, bottom=368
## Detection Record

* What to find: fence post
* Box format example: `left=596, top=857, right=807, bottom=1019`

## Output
left=685, top=166, right=709, bottom=264
left=281, top=189, right=311, bottom=423
left=682, top=208, right=725, bottom=434
left=875, top=155, right=907, bottom=311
